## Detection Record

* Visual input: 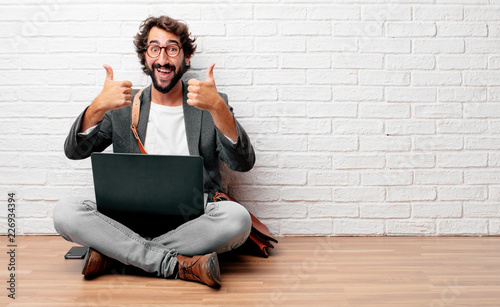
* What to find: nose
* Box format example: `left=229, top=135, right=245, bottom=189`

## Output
left=156, top=48, right=168, bottom=64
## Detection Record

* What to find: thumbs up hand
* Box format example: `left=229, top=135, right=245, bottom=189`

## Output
left=95, top=64, right=133, bottom=112
left=187, top=63, right=225, bottom=112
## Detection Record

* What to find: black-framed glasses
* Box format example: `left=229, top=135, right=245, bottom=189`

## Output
left=145, top=44, right=182, bottom=58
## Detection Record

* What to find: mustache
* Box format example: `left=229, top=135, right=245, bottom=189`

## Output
left=153, top=63, right=176, bottom=72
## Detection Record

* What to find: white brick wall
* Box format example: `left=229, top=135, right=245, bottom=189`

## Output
left=1, top=0, right=500, bottom=236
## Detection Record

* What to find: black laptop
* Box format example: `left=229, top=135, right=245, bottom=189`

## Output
left=91, top=153, right=205, bottom=237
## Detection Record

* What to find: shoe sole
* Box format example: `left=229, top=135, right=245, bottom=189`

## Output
left=208, top=252, right=222, bottom=288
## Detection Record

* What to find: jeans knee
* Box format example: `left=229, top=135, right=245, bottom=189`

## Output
left=53, top=200, right=87, bottom=239
left=225, top=201, right=252, bottom=240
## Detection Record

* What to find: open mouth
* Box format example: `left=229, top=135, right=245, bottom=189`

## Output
left=155, top=65, right=175, bottom=80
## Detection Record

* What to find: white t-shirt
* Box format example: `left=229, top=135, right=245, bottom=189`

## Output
left=143, top=102, right=190, bottom=156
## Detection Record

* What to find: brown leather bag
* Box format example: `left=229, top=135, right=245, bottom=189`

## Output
left=130, top=89, right=278, bottom=257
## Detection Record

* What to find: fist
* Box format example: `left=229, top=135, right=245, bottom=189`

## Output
left=95, top=64, right=133, bottom=112
left=187, top=63, right=225, bottom=112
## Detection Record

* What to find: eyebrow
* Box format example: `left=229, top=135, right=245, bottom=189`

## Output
left=148, top=39, right=180, bottom=46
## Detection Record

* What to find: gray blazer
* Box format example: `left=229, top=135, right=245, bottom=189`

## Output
left=64, top=81, right=256, bottom=198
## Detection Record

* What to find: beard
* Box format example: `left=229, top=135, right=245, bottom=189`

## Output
left=146, top=60, right=187, bottom=94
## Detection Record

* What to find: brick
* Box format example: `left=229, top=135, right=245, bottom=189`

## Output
left=255, top=6, right=307, bottom=20
left=489, top=153, right=500, bottom=167
left=412, top=72, right=461, bottom=86
left=360, top=203, right=410, bottom=219
left=360, top=136, right=411, bottom=152
left=0, top=71, right=46, bottom=86
left=280, top=154, right=331, bottom=169
left=414, top=39, right=464, bottom=54
left=281, top=219, right=332, bottom=236
left=256, top=38, right=306, bottom=52
left=203, top=38, right=253, bottom=53
left=308, top=136, right=358, bottom=152
left=491, top=220, right=500, bottom=235
left=238, top=118, right=278, bottom=135
left=386, top=153, right=435, bottom=169
left=187, top=22, right=225, bottom=36
left=464, top=71, right=500, bottom=86
left=415, top=170, right=463, bottom=185
left=439, top=87, right=486, bottom=102
left=465, top=7, right=500, bottom=21
left=308, top=171, right=359, bottom=186
left=334, top=187, right=385, bottom=202
left=387, top=187, right=437, bottom=202
left=21, top=87, right=71, bottom=102
left=437, top=55, right=487, bottom=70
left=309, top=203, right=359, bottom=218
left=0, top=169, right=46, bottom=185
left=466, top=39, right=500, bottom=53
left=333, top=22, right=383, bottom=37
left=334, top=154, right=385, bottom=170
left=23, top=218, right=57, bottom=234
left=334, top=119, right=384, bottom=135
left=438, top=22, right=487, bottom=37
left=437, top=153, right=487, bottom=168
left=414, top=136, right=463, bottom=151
left=223, top=86, right=277, bottom=102
left=307, top=102, right=357, bottom=118
left=47, top=38, right=96, bottom=53
left=465, top=170, right=500, bottom=184
left=282, top=22, right=331, bottom=36
left=359, top=38, right=411, bottom=53
left=386, top=55, right=435, bottom=70
left=414, top=6, right=463, bottom=21
left=256, top=102, right=306, bottom=117
left=47, top=71, right=95, bottom=86
left=386, top=22, right=436, bottom=37
left=386, top=87, right=436, bottom=102
left=332, top=54, right=383, bottom=69
left=413, top=202, right=463, bottom=218
left=307, top=37, right=358, bottom=52
left=359, top=103, right=410, bottom=119
left=256, top=136, right=307, bottom=152
left=281, top=86, right=332, bottom=101
left=280, top=118, right=331, bottom=135
left=226, top=22, right=277, bottom=37
left=281, top=187, right=332, bottom=202
left=245, top=202, right=306, bottom=219
left=230, top=187, right=280, bottom=202
left=282, top=54, right=331, bottom=69
left=437, top=120, right=488, bottom=134
left=361, top=5, right=412, bottom=21
left=226, top=55, right=278, bottom=69
left=490, top=56, right=500, bottom=69
left=466, top=137, right=500, bottom=150
left=386, top=120, right=435, bottom=135
left=386, top=220, right=436, bottom=235
left=359, top=71, right=410, bottom=86
left=490, top=88, right=500, bottom=102
left=439, top=186, right=487, bottom=201
left=334, top=219, right=385, bottom=235
left=307, top=70, right=357, bottom=85
left=414, top=103, right=462, bottom=119
left=361, top=171, right=412, bottom=186
left=464, top=203, right=500, bottom=218
left=438, top=219, right=488, bottom=235
left=308, top=6, right=360, bottom=21
left=333, top=87, right=383, bottom=102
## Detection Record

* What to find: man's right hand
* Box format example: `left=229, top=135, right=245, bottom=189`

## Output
left=80, top=65, right=133, bottom=132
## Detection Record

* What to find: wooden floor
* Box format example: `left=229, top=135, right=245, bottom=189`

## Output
left=1, top=236, right=499, bottom=306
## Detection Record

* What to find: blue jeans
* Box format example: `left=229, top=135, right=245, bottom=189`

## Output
left=53, top=199, right=251, bottom=278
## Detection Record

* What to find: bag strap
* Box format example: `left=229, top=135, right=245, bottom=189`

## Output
left=130, top=88, right=148, bottom=154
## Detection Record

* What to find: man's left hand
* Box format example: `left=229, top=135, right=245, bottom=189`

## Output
left=187, top=63, right=226, bottom=112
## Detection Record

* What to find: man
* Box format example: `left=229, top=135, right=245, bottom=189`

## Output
left=53, top=16, right=256, bottom=288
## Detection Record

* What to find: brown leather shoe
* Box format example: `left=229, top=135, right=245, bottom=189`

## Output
left=177, top=252, right=221, bottom=288
left=82, top=248, right=117, bottom=279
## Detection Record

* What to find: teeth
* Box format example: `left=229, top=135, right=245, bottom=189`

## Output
left=157, top=68, right=172, bottom=73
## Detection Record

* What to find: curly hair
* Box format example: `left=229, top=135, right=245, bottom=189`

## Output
left=133, top=16, right=197, bottom=74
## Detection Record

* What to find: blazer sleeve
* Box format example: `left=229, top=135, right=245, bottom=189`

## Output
left=215, top=93, right=256, bottom=172
left=64, top=107, right=113, bottom=160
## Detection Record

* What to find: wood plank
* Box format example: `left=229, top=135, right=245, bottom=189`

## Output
left=1, top=236, right=499, bottom=306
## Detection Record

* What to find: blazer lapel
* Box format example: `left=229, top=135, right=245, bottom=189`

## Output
left=137, top=85, right=151, bottom=146
left=182, top=81, right=202, bottom=156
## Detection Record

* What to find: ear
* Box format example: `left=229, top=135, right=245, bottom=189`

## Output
left=184, top=55, right=191, bottom=65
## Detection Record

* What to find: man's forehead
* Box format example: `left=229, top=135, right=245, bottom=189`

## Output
left=147, top=27, right=180, bottom=44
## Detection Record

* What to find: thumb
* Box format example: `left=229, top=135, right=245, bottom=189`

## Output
left=103, top=64, right=114, bottom=81
left=206, top=63, right=215, bottom=82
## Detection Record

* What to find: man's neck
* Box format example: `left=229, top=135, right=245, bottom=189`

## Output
left=150, top=80, right=183, bottom=107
